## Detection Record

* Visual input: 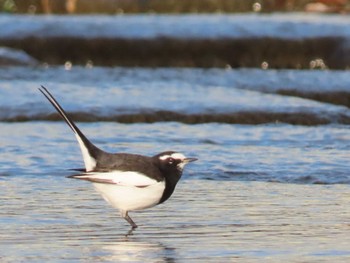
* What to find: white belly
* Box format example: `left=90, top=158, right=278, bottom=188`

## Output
left=92, top=181, right=165, bottom=212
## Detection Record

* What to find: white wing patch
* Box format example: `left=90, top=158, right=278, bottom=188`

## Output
left=76, top=171, right=159, bottom=187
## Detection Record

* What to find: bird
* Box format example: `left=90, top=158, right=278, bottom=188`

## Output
left=38, top=86, right=197, bottom=229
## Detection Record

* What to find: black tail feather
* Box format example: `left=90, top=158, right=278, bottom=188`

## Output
left=39, top=86, right=105, bottom=169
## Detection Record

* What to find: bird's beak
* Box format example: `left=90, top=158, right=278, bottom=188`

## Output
left=183, top=157, right=198, bottom=163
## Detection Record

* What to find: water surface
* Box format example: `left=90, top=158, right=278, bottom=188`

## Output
left=1, top=65, right=350, bottom=262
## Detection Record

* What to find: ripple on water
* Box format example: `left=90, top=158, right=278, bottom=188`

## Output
left=1, top=179, right=350, bottom=262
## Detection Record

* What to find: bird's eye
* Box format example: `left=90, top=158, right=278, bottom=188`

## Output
left=168, top=158, right=174, bottom=164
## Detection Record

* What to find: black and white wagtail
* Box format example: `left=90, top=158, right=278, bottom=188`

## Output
left=39, top=86, right=197, bottom=229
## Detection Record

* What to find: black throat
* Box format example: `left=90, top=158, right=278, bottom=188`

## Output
left=158, top=169, right=182, bottom=204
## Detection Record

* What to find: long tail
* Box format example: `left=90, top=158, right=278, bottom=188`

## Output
left=39, top=86, right=103, bottom=172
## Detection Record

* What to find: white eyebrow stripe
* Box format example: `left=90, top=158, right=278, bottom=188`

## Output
left=170, top=153, right=186, bottom=160
left=159, top=155, right=171, bottom=160
left=159, top=153, right=186, bottom=160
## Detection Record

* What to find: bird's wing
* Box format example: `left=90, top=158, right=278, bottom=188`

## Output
left=39, top=86, right=106, bottom=172
left=68, top=171, right=161, bottom=187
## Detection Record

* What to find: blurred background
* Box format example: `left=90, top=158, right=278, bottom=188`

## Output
left=1, top=1, right=350, bottom=262
left=1, top=0, right=349, bottom=14
left=0, top=0, right=349, bottom=69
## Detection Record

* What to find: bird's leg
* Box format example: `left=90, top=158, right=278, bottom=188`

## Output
left=121, top=210, right=138, bottom=229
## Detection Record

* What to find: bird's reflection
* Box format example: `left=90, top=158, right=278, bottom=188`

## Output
left=125, top=227, right=135, bottom=237
left=100, top=238, right=177, bottom=263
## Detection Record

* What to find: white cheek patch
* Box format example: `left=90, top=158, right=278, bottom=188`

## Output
left=177, top=162, right=186, bottom=171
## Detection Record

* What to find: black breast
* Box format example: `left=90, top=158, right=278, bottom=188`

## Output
left=158, top=168, right=183, bottom=204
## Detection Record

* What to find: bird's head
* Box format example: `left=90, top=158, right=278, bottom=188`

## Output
left=153, top=151, right=197, bottom=204
left=153, top=151, right=197, bottom=176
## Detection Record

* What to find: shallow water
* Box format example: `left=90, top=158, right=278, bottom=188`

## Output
left=1, top=67, right=350, bottom=124
left=1, top=121, right=350, bottom=184
left=2, top=177, right=350, bottom=262
left=1, top=121, right=350, bottom=262
left=1, top=65, right=350, bottom=261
